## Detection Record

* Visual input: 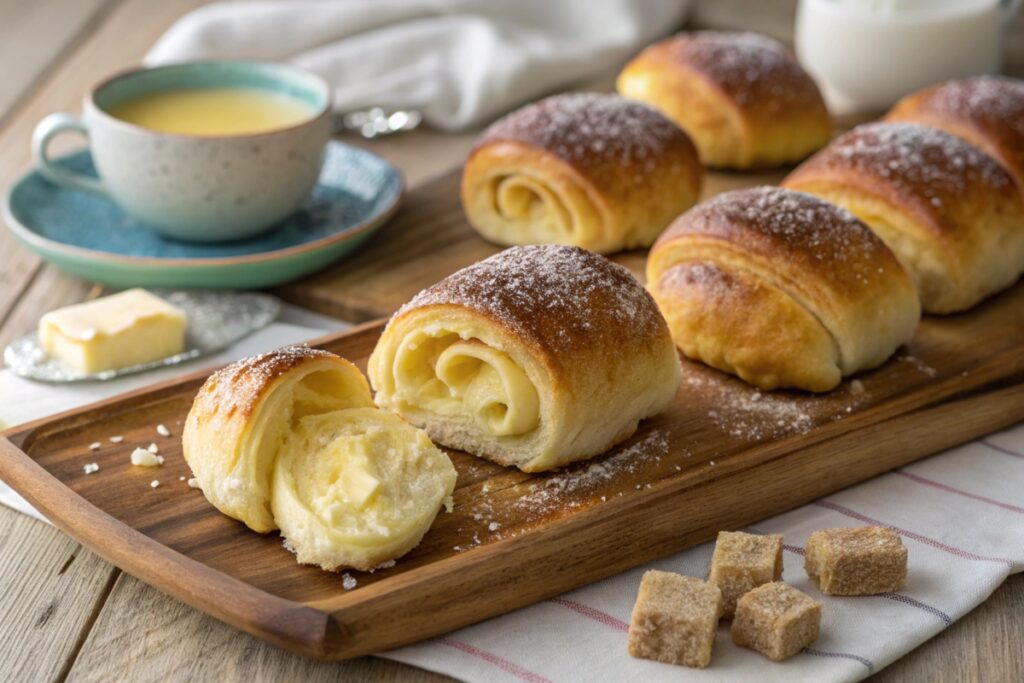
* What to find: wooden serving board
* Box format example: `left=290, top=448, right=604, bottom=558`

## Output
left=273, top=166, right=791, bottom=320
left=1, top=293, right=1023, bottom=659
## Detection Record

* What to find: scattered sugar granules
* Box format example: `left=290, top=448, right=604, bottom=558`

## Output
left=83, top=463, right=99, bottom=474
left=88, top=442, right=101, bottom=451
left=156, top=424, right=171, bottom=437
left=150, top=480, right=160, bottom=489
left=342, top=573, right=357, bottom=590
left=109, top=435, right=124, bottom=444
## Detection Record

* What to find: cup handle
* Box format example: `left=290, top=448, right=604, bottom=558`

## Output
left=1003, top=0, right=1023, bottom=26
left=32, top=113, right=108, bottom=195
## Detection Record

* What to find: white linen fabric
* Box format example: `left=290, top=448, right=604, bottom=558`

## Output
left=145, top=0, right=691, bottom=131
left=1, top=303, right=1020, bottom=682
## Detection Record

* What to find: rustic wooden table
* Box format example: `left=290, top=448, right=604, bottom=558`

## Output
left=0, top=1, right=1020, bottom=681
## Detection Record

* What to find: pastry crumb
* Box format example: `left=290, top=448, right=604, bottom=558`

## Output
left=131, top=447, right=162, bottom=467
left=109, top=435, right=124, bottom=443
left=156, top=424, right=171, bottom=437
left=150, top=480, right=160, bottom=488
left=147, top=442, right=159, bottom=454
left=187, top=477, right=201, bottom=489
left=88, top=442, right=101, bottom=451
left=342, top=573, right=357, bottom=590
left=83, top=463, right=99, bottom=474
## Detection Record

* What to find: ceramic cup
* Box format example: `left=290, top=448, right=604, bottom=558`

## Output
left=796, top=0, right=1024, bottom=114
left=32, top=61, right=332, bottom=242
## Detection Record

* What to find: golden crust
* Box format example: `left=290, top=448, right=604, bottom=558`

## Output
left=886, top=76, right=1024, bottom=194
left=183, top=346, right=373, bottom=532
left=461, top=93, right=701, bottom=253
left=784, top=122, right=1024, bottom=313
left=617, top=32, right=831, bottom=169
left=368, top=245, right=681, bottom=471
left=647, top=187, right=919, bottom=392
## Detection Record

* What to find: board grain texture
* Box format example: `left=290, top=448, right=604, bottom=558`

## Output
left=1, top=286, right=1022, bottom=659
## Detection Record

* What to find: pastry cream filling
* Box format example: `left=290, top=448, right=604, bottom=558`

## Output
left=272, top=408, right=456, bottom=565
left=393, top=334, right=540, bottom=437
left=491, top=174, right=576, bottom=242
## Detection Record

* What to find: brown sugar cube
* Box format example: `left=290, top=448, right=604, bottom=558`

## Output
left=731, top=582, right=821, bottom=661
left=627, top=570, right=723, bottom=668
left=708, top=531, right=784, bottom=618
left=805, top=526, right=907, bottom=595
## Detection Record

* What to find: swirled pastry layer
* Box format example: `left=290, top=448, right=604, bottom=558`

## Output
left=272, top=408, right=456, bottom=571
left=617, top=32, right=832, bottom=170
left=183, top=346, right=374, bottom=532
left=368, top=245, right=681, bottom=472
left=647, top=187, right=920, bottom=392
left=461, top=93, right=701, bottom=254
left=785, top=123, right=1024, bottom=313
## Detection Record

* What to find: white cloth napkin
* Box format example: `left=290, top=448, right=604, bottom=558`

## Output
left=145, top=0, right=690, bottom=131
left=2, top=304, right=1021, bottom=682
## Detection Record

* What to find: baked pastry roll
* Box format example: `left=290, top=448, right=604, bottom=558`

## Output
left=617, top=32, right=831, bottom=170
left=460, top=93, right=701, bottom=254
left=368, top=245, right=681, bottom=472
left=886, top=76, right=1024, bottom=194
left=784, top=122, right=1024, bottom=314
left=646, top=187, right=920, bottom=392
left=183, top=346, right=456, bottom=571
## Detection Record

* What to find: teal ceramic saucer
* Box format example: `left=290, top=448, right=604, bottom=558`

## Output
left=3, top=141, right=403, bottom=288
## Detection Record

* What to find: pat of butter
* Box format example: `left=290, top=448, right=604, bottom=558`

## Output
left=38, top=289, right=187, bottom=373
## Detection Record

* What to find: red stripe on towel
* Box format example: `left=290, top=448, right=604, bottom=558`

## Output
left=981, top=440, right=1024, bottom=459
left=436, top=637, right=552, bottom=683
left=895, top=470, right=1024, bottom=514
left=548, top=598, right=630, bottom=632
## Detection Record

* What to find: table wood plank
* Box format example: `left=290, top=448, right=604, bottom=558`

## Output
left=65, top=572, right=452, bottom=683
left=0, top=506, right=118, bottom=683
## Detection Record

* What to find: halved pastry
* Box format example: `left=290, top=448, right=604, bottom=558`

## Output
left=367, top=245, right=681, bottom=472
left=183, top=346, right=456, bottom=571
left=784, top=122, right=1024, bottom=313
left=461, top=93, right=702, bottom=254
left=646, top=187, right=920, bottom=392
left=272, top=408, right=457, bottom=571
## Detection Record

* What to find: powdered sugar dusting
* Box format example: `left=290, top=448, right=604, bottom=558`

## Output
left=822, top=122, right=1014, bottom=200
left=685, top=373, right=815, bottom=440
left=668, top=187, right=890, bottom=283
left=921, top=76, right=1024, bottom=139
left=479, top=92, right=692, bottom=172
left=661, top=31, right=824, bottom=109
left=397, top=245, right=666, bottom=356
left=199, top=345, right=335, bottom=417
left=507, top=431, right=672, bottom=518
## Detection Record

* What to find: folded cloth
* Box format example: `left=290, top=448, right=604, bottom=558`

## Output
left=2, top=303, right=1020, bottom=681
left=145, top=0, right=690, bottom=131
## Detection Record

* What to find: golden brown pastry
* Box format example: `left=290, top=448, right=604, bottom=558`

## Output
left=617, top=32, right=832, bottom=170
left=886, top=76, right=1024, bottom=194
left=784, top=122, right=1024, bottom=314
left=368, top=245, right=681, bottom=472
left=646, top=187, right=920, bottom=392
left=460, top=93, right=701, bottom=254
left=183, top=346, right=456, bottom=571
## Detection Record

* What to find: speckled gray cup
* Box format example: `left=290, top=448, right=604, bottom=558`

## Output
left=32, top=61, right=332, bottom=242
